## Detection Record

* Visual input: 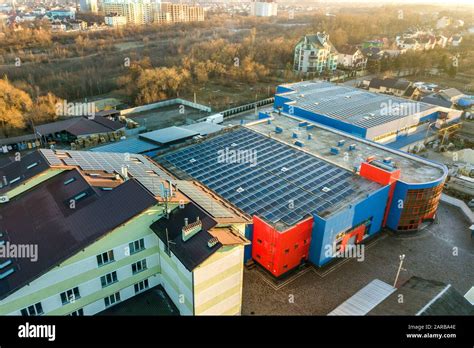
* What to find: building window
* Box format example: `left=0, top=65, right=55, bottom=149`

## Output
left=132, top=259, right=147, bottom=275
left=100, top=271, right=118, bottom=288
left=60, top=287, right=81, bottom=305
left=68, top=308, right=84, bottom=316
left=129, top=238, right=145, bottom=255
left=97, top=250, right=115, bottom=267
left=104, top=292, right=121, bottom=308
left=134, top=279, right=149, bottom=294
left=64, top=177, right=76, bottom=185
left=20, top=302, right=44, bottom=316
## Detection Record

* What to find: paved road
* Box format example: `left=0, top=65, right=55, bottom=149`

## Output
left=242, top=201, right=474, bottom=315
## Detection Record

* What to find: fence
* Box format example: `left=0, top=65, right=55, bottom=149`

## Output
left=120, top=98, right=211, bottom=116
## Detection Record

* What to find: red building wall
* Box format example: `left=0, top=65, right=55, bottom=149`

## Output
left=359, top=161, right=401, bottom=227
left=252, top=216, right=313, bottom=277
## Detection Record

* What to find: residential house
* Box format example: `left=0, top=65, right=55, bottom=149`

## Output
left=439, top=88, right=465, bottom=104
left=368, top=78, right=412, bottom=97
left=337, top=45, right=367, bottom=70
left=69, top=19, right=88, bottom=31
left=397, top=38, right=420, bottom=51
left=104, top=13, right=127, bottom=27
left=51, top=20, right=67, bottom=32
left=418, top=35, right=436, bottom=50
left=293, top=32, right=338, bottom=75
left=450, top=35, right=463, bottom=47
left=436, top=35, right=448, bottom=48
left=421, top=93, right=454, bottom=108
left=436, top=16, right=451, bottom=29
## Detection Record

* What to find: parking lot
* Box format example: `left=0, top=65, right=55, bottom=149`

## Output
left=241, top=202, right=474, bottom=315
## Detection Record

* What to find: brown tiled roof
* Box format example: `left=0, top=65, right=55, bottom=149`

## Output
left=337, top=45, right=359, bottom=55
left=35, top=116, right=123, bottom=137
left=150, top=203, right=222, bottom=271
left=0, top=170, right=156, bottom=300
left=0, top=151, right=50, bottom=195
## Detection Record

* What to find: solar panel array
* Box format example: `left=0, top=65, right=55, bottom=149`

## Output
left=160, top=128, right=379, bottom=228
left=175, top=180, right=236, bottom=218
left=91, top=138, right=159, bottom=154
left=280, top=81, right=434, bottom=129
left=40, top=149, right=172, bottom=196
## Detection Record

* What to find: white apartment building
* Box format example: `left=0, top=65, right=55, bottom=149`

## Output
left=250, top=0, right=277, bottom=17
left=102, top=0, right=156, bottom=25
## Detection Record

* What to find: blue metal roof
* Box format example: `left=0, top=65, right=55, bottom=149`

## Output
left=91, top=138, right=160, bottom=154
left=160, top=128, right=380, bottom=228
left=139, top=126, right=198, bottom=145
left=180, top=122, right=224, bottom=136
left=277, top=81, right=435, bottom=129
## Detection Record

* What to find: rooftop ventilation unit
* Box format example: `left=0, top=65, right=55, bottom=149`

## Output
left=236, top=187, right=245, bottom=193
left=121, top=166, right=128, bottom=179
left=231, top=143, right=238, bottom=147
left=207, top=237, right=219, bottom=248
left=189, top=158, right=196, bottom=163
left=322, top=187, right=331, bottom=192
left=281, top=167, right=288, bottom=172
left=0, top=196, right=9, bottom=204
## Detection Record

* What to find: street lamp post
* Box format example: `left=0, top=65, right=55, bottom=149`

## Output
left=393, top=254, right=406, bottom=287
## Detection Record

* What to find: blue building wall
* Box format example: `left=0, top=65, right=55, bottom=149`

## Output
left=419, top=111, right=439, bottom=123
left=276, top=86, right=296, bottom=94
left=309, top=185, right=390, bottom=266
left=244, top=224, right=253, bottom=262
left=280, top=103, right=367, bottom=138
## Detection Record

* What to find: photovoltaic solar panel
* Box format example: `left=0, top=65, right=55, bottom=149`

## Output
left=279, top=81, right=434, bottom=129
left=40, top=149, right=172, bottom=196
left=160, top=128, right=379, bottom=228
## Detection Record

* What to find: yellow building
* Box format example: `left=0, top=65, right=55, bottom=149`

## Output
left=154, top=2, right=204, bottom=24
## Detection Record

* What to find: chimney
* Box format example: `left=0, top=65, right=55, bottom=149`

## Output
left=182, top=217, right=202, bottom=242
left=121, top=165, right=128, bottom=180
